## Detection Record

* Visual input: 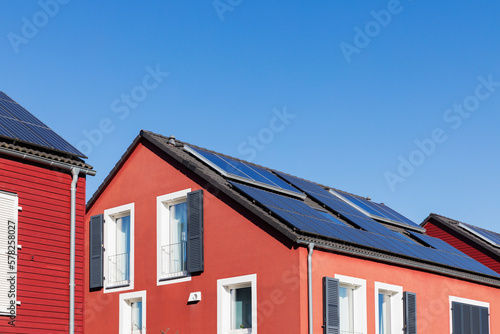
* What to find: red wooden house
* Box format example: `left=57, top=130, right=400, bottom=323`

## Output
left=0, top=92, right=95, bottom=333
left=85, top=130, right=500, bottom=334
left=422, top=213, right=500, bottom=275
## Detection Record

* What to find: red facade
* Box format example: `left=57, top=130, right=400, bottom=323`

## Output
left=84, top=136, right=500, bottom=334
left=0, top=155, right=86, bottom=333
left=423, top=216, right=500, bottom=275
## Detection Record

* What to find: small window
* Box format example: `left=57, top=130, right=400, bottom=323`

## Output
left=335, top=275, right=367, bottom=334
left=375, top=282, right=403, bottom=334
left=104, top=203, right=135, bottom=292
left=119, top=290, right=146, bottom=334
left=218, top=274, right=257, bottom=334
left=450, top=296, right=489, bottom=334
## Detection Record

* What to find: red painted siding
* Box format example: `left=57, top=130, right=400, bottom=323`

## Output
left=425, top=219, right=500, bottom=274
left=0, top=155, right=86, bottom=333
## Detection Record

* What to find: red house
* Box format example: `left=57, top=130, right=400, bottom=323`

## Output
left=85, top=130, right=500, bottom=334
left=0, top=92, right=95, bottom=333
left=422, top=213, right=500, bottom=275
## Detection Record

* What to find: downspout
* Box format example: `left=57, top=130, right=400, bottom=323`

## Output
left=307, top=243, right=314, bottom=334
left=69, top=168, right=80, bottom=334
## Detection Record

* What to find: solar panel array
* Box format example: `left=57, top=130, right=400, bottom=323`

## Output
left=0, top=92, right=85, bottom=157
left=229, top=181, right=499, bottom=276
left=334, top=191, right=421, bottom=228
left=275, top=172, right=414, bottom=243
left=186, top=145, right=302, bottom=196
left=460, top=223, right=500, bottom=247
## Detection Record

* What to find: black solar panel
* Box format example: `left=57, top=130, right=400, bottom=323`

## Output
left=0, top=92, right=85, bottom=158
left=232, top=175, right=499, bottom=277
left=186, top=146, right=302, bottom=196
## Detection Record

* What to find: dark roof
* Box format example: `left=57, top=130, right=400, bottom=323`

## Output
left=87, top=130, right=500, bottom=286
left=0, top=91, right=87, bottom=159
left=423, top=213, right=500, bottom=255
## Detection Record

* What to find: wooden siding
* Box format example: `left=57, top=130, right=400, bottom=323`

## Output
left=425, top=219, right=500, bottom=274
left=0, top=155, right=86, bottom=333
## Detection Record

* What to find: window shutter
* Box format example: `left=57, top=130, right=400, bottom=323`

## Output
left=89, top=214, right=104, bottom=289
left=0, top=192, right=18, bottom=314
left=452, top=302, right=463, bottom=334
left=187, top=190, right=204, bottom=274
left=323, top=277, right=340, bottom=334
left=479, top=306, right=489, bottom=334
left=403, top=291, right=417, bottom=334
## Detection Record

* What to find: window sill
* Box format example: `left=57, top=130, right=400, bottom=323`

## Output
left=229, top=329, right=252, bottom=334
left=157, top=272, right=191, bottom=286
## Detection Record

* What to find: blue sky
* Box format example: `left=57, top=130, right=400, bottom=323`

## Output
left=1, top=0, right=500, bottom=231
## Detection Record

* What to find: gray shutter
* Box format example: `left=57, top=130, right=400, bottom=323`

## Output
left=89, top=214, right=103, bottom=289
left=187, top=190, right=204, bottom=274
left=479, top=306, right=489, bottom=334
left=403, top=291, right=417, bottom=334
left=323, top=277, right=339, bottom=334
left=452, top=302, right=463, bottom=334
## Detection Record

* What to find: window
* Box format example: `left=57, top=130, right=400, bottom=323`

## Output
left=218, top=274, right=257, bottom=334
left=0, top=191, right=18, bottom=315
left=449, top=296, right=489, bottom=334
left=157, top=189, right=204, bottom=285
left=375, top=282, right=403, bottom=334
left=104, top=203, right=135, bottom=292
left=119, top=290, right=146, bottom=334
left=157, top=190, right=189, bottom=282
left=336, top=275, right=366, bottom=334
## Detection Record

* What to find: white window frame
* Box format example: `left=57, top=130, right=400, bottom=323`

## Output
left=104, top=203, right=135, bottom=293
left=218, top=274, right=257, bottom=334
left=157, top=189, right=192, bottom=285
left=335, top=274, right=367, bottom=334
left=119, top=290, right=146, bottom=334
left=374, top=282, right=403, bottom=334
left=449, top=296, right=490, bottom=334
left=0, top=191, right=18, bottom=316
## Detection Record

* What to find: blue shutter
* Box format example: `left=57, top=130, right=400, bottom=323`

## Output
left=187, top=190, right=204, bottom=274
left=403, top=291, right=417, bottom=334
left=89, top=214, right=103, bottom=289
left=323, top=277, right=339, bottom=334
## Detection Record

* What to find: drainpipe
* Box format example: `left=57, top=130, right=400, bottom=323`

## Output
left=308, top=243, right=314, bottom=334
left=69, top=168, right=79, bottom=334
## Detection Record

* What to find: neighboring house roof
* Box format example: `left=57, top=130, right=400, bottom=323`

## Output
left=0, top=91, right=92, bottom=170
left=422, top=213, right=500, bottom=257
left=87, top=130, right=500, bottom=286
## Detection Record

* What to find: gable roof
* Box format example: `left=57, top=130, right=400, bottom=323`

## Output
left=87, top=130, right=500, bottom=286
left=423, top=213, right=500, bottom=255
left=0, top=91, right=87, bottom=159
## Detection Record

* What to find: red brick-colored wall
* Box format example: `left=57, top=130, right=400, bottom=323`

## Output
left=84, top=141, right=301, bottom=333
left=0, top=155, right=86, bottom=333
left=425, top=219, right=500, bottom=274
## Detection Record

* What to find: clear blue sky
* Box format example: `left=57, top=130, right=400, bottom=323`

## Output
left=2, top=1, right=500, bottom=231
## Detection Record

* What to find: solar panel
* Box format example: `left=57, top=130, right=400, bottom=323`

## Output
left=0, top=92, right=14, bottom=102
left=330, top=190, right=422, bottom=230
left=0, top=92, right=85, bottom=158
left=185, top=145, right=303, bottom=198
left=459, top=223, right=500, bottom=247
left=275, top=172, right=413, bottom=241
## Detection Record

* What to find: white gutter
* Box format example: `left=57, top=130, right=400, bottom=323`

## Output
left=69, top=168, right=79, bottom=334
left=0, top=147, right=95, bottom=334
left=307, top=243, right=314, bottom=334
